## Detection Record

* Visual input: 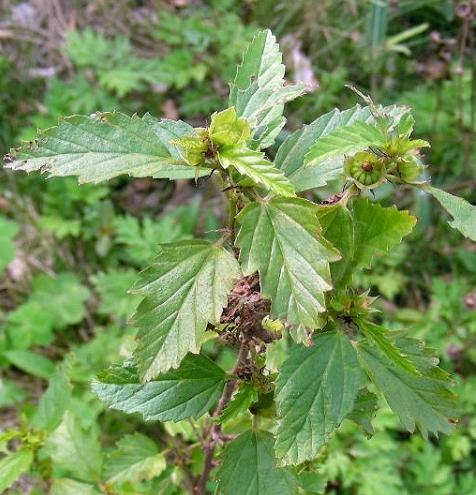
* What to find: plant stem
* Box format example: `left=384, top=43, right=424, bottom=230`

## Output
left=194, top=339, right=249, bottom=494
left=226, top=192, right=238, bottom=236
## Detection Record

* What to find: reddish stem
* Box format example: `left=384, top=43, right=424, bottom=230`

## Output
left=194, top=339, right=249, bottom=494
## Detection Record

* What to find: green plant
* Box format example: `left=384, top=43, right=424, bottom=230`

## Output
left=3, top=29, right=476, bottom=495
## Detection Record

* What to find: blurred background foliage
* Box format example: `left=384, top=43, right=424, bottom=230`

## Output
left=0, top=0, right=475, bottom=493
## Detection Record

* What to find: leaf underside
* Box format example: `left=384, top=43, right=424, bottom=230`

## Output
left=357, top=339, right=457, bottom=438
left=229, top=29, right=304, bottom=149
left=427, top=186, right=476, bottom=241
left=275, top=104, right=408, bottom=192
left=5, top=113, right=207, bottom=183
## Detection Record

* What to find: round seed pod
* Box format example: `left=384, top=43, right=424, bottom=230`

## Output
left=261, top=315, right=284, bottom=333
left=344, top=151, right=386, bottom=189
left=396, top=156, right=423, bottom=182
left=173, top=128, right=208, bottom=166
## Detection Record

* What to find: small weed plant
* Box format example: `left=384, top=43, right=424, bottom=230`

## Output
left=4, top=30, right=476, bottom=494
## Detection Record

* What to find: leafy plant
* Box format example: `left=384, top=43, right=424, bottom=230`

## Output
left=3, top=29, right=476, bottom=494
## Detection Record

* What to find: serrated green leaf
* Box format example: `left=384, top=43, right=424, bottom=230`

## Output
left=427, top=186, right=476, bottom=241
left=51, top=478, right=101, bottom=495
left=0, top=450, right=33, bottom=492
left=357, top=319, right=419, bottom=375
left=275, top=105, right=373, bottom=192
left=218, top=146, right=295, bottom=197
left=0, top=217, right=18, bottom=272
left=304, top=120, right=387, bottom=166
left=275, top=331, right=363, bottom=465
left=346, top=388, right=378, bottom=435
left=236, top=198, right=339, bottom=330
left=32, top=357, right=73, bottom=432
left=399, top=138, right=430, bottom=152
left=231, top=30, right=285, bottom=92
left=92, top=354, right=226, bottom=422
left=234, top=83, right=305, bottom=150
left=217, top=383, right=257, bottom=424
left=5, top=113, right=204, bottom=183
left=350, top=199, right=417, bottom=268
left=104, top=433, right=166, bottom=485
left=209, top=107, right=251, bottom=147
left=229, top=30, right=304, bottom=149
left=275, top=104, right=407, bottom=192
left=392, top=333, right=450, bottom=379
left=317, top=198, right=416, bottom=287
left=216, top=430, right=298, bottom=495
left=284, top=159, right=344, bottom=195
left=45, top=411, right=103, bottom=482
left=356, top=341, right=457, bottom=438
left=251, top=113, right=285, bottom=150
left=315, top=203, right=354, bottom=286
left=130, top=240, right=240, bottom=381
left=397, top=111, right=415, bottom=137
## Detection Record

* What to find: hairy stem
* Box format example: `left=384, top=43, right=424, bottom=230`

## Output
left=194, top=339, right=249, bottom=494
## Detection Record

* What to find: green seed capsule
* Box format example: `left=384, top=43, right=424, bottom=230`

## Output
left=396, top=156, right=423, bottom=182
left=344, top=151, right=386, bottom=189
left=262, top=315, right=284, bottom=333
